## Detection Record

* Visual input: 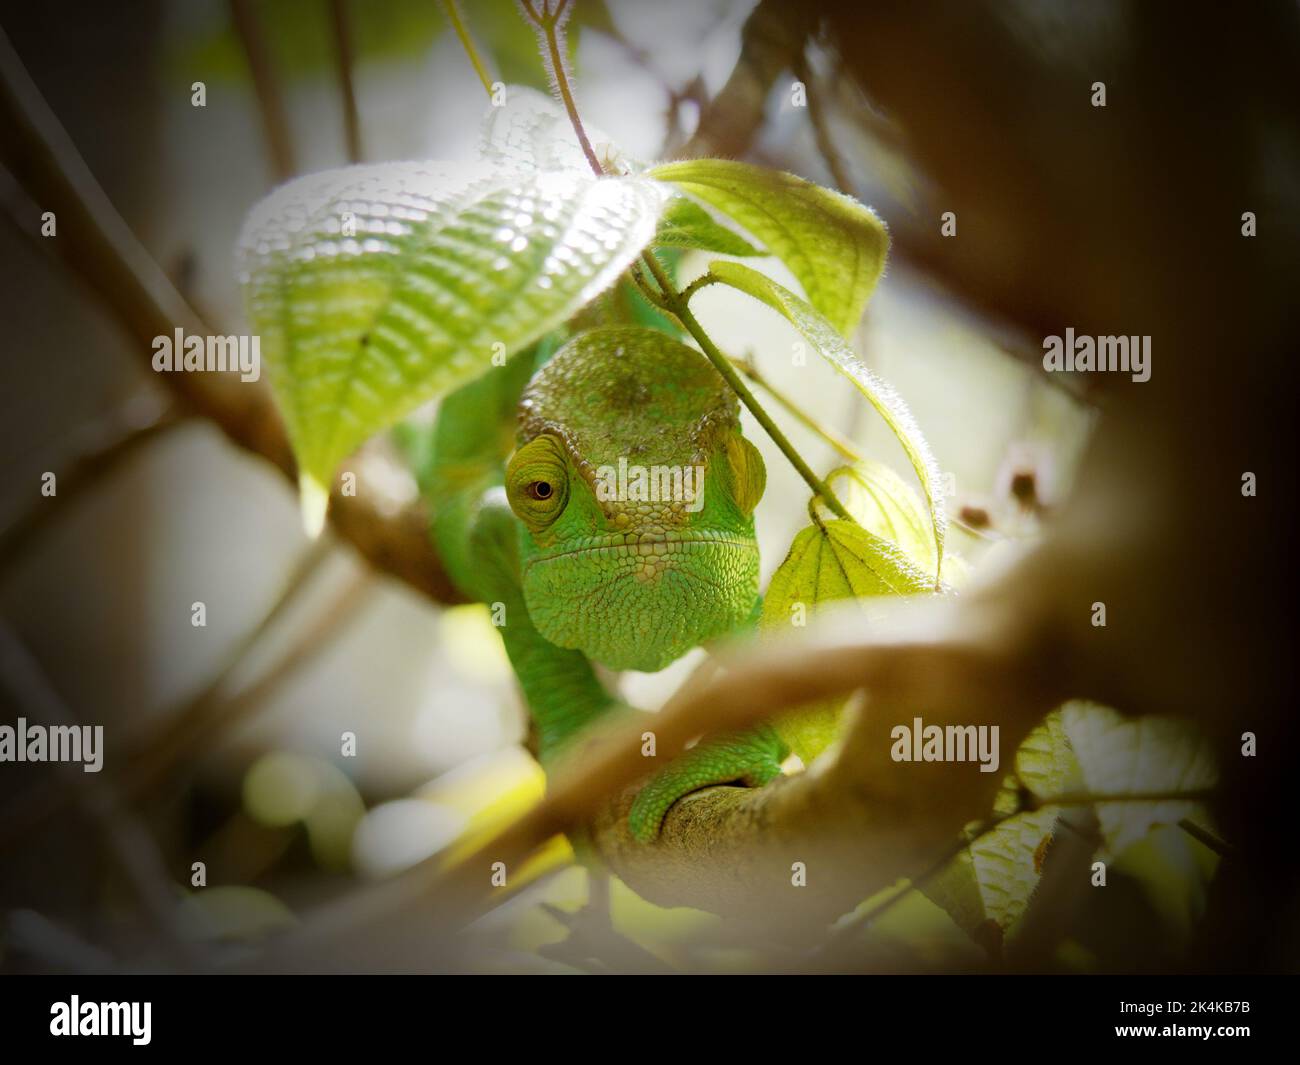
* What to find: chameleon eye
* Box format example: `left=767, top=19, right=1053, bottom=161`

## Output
left=506, top=435, right=569, bottom=530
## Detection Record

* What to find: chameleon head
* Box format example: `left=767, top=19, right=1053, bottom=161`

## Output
left=506, top=327, right=766, bottom=672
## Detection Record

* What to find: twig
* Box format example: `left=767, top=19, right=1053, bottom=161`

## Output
left=118, top=538, right=337, bottom=773
left=520, top=0, right=604, bottom=175
left=678, top=0, right=817, bottom=160
left=0, top=542, right=370, bottom=852
left=641, top=257, right=856, bottom=520
left=0, top=391, right=183, bottom=573
left=729, top=353, right=863, bottom=465
left=229, top=0, right=295, bottom=180
left=328, top=0, right=363, bottom=163
left=0, top=25, right=463, bottom=604
left=0, top=620, right=200, bottom=968
left=440, top=0, right=495, bottom=100
left=792, top=49, right=853, bottom=194
left=123, top=566, right=374, bottom=798
left=1179, top=818, right=1233, bottom=857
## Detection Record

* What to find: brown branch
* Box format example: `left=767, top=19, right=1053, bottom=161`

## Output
left=229, top=0, right=296, bottom=181
left=0, top=391, right=184, bottom=571
left=328, top=0, right=363, bottom=163
left=679, top=0, right=819, bottom=160
left=0, top=543, right=371, bottom=853
left=261, top=581, right=1064, bottom=964
left=0, top=620, right=201, bottom=969
left=792, top=50, right=852, bottom=194
left=0, top=25, right=463, bottom=605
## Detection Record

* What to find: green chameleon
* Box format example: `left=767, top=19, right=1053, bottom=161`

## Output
left=425, top=325, right=785, bottom=841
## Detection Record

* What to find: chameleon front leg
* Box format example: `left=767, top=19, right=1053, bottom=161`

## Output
left=627, top=724, right=787, bottom=842
left=627, top=594, right=786, bottom=841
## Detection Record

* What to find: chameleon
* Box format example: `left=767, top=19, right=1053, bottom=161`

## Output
left=424, top=324, right=786, bottom=841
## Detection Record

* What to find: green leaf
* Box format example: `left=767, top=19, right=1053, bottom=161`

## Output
left=651, top=198, right=763, bottom=257
left=1060, top=702, right=1218, bottom=856
left=238, top=162, right=664, bottom=530
left=922, top=806, right=1060, bottom=957
left=923, top=714, right=1079, bottom=955
left=826, top=460, right=938, bottom=577
left=760, top=519, right=933, bottom=763
left=1011, top=708, right=1080, bottom=802
left=711, top=261, right=946, bottom=581
left=647, top=159, right=888, bottom=336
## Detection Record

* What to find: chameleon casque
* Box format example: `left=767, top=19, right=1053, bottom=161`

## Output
left=427, top=325, right=786, bottom=841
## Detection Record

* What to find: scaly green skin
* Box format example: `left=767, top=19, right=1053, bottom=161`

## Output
left=428, top=326, right=786, bottom=841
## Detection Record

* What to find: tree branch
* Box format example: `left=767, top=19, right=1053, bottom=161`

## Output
left=0, top=25, right=463, bottom=605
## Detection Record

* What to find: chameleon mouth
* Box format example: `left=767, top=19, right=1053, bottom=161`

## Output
left=528, top=529, right=752, bottom=564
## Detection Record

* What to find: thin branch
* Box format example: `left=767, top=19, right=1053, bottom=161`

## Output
left=440, top=0, right=495, bottom=100
left=123, top=566, right=374, bottom=799
left=0, top=26, right=463, bottom=604
left=679, top=0, right=818, bottom=160
left=792, top=49, right=852, bottom=194
left=118, top=538, right=337, bottom=772
left=0, top=392, right=183, bottom=572
left=328, top=0, right=363, bottom=163
left=729, top=352, right=864, bottom=465
left=643, top=256, right=856, bottom=520
left=520, top=0, right=604, bottom=175
left=0, top=620, right=201, bottom=969
left=1179, top=818, right=1233, bottom=857
left=0, top=543, right=370, bottom=853
left=229, top=0, right=295, bottom=180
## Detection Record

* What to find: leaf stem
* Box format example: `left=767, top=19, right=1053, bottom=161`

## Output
left=440, top=0, right=495, bottom=100
left=641, top=254, right=853, bottom=521
left=729, top=353, right=864, bottom=465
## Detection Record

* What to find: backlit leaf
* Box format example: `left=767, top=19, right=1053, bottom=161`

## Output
left=760, top=519, right=932, bottom=762
left=711, top=261, right=946, bottom=581
left=238, top=162, right=664, bottom=529
left=648, top=159, right=888, bottom=336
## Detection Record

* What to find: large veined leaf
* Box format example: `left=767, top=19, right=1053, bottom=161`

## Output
left=760, top=519, right=933, bottom=762
left=238, top=161, right=664, bottom=530
left=1060, top=701, right=1218, bottom=856
left=922, top=714, right=1080, bottom=954
left=648, top=159, right=888, bottom=336
left=712, top=261, right=946, bottom=581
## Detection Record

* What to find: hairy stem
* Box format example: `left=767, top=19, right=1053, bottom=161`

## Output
left=522, top=0, right=604, bottom=175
